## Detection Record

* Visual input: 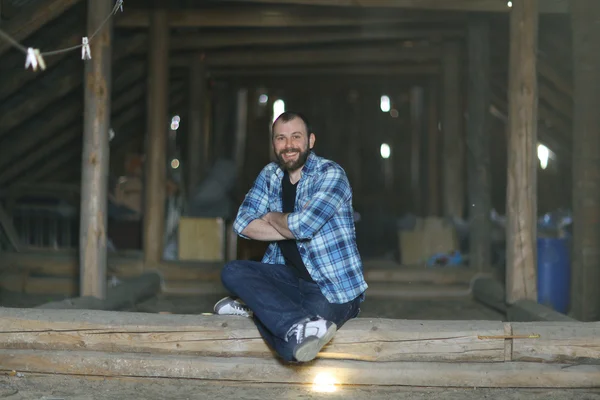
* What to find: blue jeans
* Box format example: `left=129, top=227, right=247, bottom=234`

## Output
left=221, top=260, right=362, bottom=362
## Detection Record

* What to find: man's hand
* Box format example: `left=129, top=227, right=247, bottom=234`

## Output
left=263, top=212, right=296, bottom=240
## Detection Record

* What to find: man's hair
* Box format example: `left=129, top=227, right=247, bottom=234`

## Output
left=272, top=111, right=312, bottom=135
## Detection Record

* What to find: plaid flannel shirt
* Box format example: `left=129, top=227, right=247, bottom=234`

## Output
left=233, top=151, right=368, bottom=304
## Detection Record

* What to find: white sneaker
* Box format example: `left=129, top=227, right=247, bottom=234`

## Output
left=286, top=317, right=337, bottom=362
left=213, top=296, right=253, bottom=318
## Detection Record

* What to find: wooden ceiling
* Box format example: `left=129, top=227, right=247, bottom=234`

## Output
left=0, top=0, right=573, bottom=191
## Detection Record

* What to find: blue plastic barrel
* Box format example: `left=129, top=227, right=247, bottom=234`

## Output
left=537, top=237, right=570, bottom=314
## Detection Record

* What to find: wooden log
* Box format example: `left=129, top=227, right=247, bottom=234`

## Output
left=1, top=350, right=598, bottom=388
left=511, top=321, right=599, bottom=363
left=35, top=271, right=162, bottom=310
left=143, top=7, right=170, bottom=265
left=570, top=0, right=600, bottom=322
left=79, top=0, right=113, bottom=299
left=466, top=16, right=491, bottom=271
left=187, top=53, right=207, bottom=197
left=0, top=0, right=81, bottom=56
left=0, top=308, right=509, bottom=362
left=471, top=276, right=507, bottom=313
left=508, top=300, right=577, bottom=323
left=10, top=347, right=600, bottom=387
left=441, top=40, right=464, bottom=219
left=505, top=0, right=538, bottom=304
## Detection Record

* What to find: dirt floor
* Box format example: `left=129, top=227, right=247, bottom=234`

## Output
left=0, top=290, right=595, bottom=399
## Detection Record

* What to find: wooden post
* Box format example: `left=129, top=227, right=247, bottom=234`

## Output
left=571, top=0, right=600, bottom=321
left=442, top=41, right=464, bottom=219
left=427, top=79, right=440, bottom=216
left=143, top=7, right=169, bottom=265
left=187, top=53, right=207, bottom=198
left=505, top=0, right=538, bottom=304
left=233, top=88, right=248, bottom=180
left=79, top=0, right=112, bottom=299
left=466, top=16, right=492, bottom=271
left=410, top=86, right=424, bottom=215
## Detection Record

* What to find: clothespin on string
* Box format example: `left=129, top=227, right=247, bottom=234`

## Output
left=82, top=37, right=92, bottom=60
left=25, top=48, right=46, bottom=71
left=116, top=0, right=123, bottom=13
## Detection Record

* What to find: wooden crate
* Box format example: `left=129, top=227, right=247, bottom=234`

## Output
left=178, top=217, right=225, bottom=261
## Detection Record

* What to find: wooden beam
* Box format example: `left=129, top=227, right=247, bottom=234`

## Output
left=116, top=8, right=460, bottom=28
left=1, top=350, right=598, bottom=388
left=210, top=64, right=440, bottom=77
left=203, top=44, right=439, bottom=67
left=409, top=86, right=424, bottom=214
left=571, top=0, right=600, bottom=322
left=16, top=87, right=185, bottom=187
left=507, top=300, right=577, bottom=322
left=0, top=32, right=80, bottom=102
left=0, top=310, right=598, bottom=388
left=1, top=308, right=599, bottom=365
left=79, top=0, right=113, bottom=299
left=426, top=79, right=440, bottom=216
left=0, top=0, right=81, bottom=56
left=187, top=53, right=207, bottom=196
left=441, top=41, right=464, bottom=219
left=0, top=34, right=147, bottom=139
left=171, top=27, right=463, bottom=51
left=466, top=16, right=491, bottom=271
left=36, top=271, right=162, bottom=310
left=505, top=0, right=538, bottom=305
left=233, top=88, right=249, bottom=181
left=143, top=7, right=170, bottom=265
left=225, top=0, right=568, bottom=13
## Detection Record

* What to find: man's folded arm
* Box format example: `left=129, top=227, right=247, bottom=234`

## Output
left=286, top=164, right=351, bottom=240
left=232, top=167, right=287, bottom=242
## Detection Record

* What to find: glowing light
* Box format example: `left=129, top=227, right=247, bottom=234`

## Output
left=380, top=95, right=390, bottom=112
left=380, top=143, right=391, bottom=159
left=273, top=99, right=285, bottom=122
left=507, top=1, right=513, bottom=7
left=537, top=144, right=549, bottom=170
left=312, top=372, right=338, bottom=393
left=259, top=94, right=269, bottom=104
left=170, top=158, right=180, bottom=169
left=170, top=115, right=181, bottom=130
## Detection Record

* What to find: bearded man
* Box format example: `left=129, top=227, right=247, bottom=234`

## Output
left=213, top=111, right=368, bottom=363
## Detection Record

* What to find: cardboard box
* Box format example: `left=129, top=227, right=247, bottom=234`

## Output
left=178, top=217, right=226, bottom=261
left=399, top=217, right=459, bottom=266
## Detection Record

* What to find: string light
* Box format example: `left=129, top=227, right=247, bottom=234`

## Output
left=0, top=0, right=124, bottom=72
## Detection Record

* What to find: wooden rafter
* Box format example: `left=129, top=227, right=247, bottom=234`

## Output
left=223, top=0, right=568, bottom=13
left=170, top=27, right=464, bottom=51
left=115, top=7, right=465, bottom=28
left=0, top=0, right=82, bottom=56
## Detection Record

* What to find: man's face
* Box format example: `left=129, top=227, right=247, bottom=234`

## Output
left=272, top=117, right=315, bottom=172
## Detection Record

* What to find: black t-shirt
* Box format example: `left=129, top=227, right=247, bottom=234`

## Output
left=278, top=171, right=315, bottom=282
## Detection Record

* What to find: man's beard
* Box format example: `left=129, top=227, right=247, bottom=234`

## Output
left=276, top=147, right=310, bottom=171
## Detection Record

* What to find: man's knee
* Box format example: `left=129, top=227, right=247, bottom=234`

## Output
left=221, top=260, right=251, bottom=289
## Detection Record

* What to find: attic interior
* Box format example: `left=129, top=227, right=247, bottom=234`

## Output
left=0, top=0, right=597, bottom=324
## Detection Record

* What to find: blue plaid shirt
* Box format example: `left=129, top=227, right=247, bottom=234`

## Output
left=233, top=151, right=368, bottom=304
